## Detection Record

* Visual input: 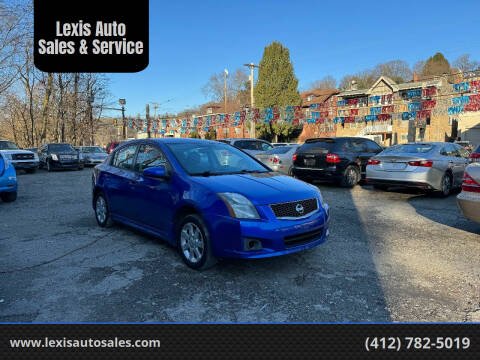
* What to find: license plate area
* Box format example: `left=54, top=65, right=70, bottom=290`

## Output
left=304, top=158, right=315, bottom=167
left=383, top=162, right=407, bottom=171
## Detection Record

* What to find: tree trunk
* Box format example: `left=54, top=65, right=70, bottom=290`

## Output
left=40, top=73, right=54, bottom=143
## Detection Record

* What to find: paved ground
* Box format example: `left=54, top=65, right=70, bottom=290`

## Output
left=0, top=168, right=479, bottom=323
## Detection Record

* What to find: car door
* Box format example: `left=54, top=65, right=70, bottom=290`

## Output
left=441, top=144, right=464, bottom=186
left=452, top=144, right=470, bottom=186
left=346, top=139, right=369, bottom=174
left=104, top=144, right=139, bottom=220
left=129, top=144, right=176, bottom=237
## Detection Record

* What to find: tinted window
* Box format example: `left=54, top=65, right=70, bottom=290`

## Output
left=365, top=140, right=382, bottom=153
left=0, top=141, right=19, bottom=150
left=49, top=144, right=75, bottom=152
left=167, top=142, right=267, bottom=175
left=113, top=145, right=137, bottom=170
left=457, top=146, right=470, bottom=158
left=299, top=140, right=337, bottom=152
left=342, top=140, right=366, bottom=152
left=475, top=145, right=480, bottom=153
left=134, top=145, right=167, bottom=172
left=440, top=144, right=457, bottom=157
left=383, top=144, right=434, bottom=154
left=234, top=140, right=272, bottom=151
left=264, top=146, right=295, bottom=155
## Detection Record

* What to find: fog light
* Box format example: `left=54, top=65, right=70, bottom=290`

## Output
left=243, top=238, right=263, bottom=251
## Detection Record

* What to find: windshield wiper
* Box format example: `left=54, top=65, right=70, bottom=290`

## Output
left=191, top=171, right=218, bottom=177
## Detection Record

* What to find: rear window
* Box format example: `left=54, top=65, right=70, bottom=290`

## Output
left=264, top=146, right=294, bottom=155
left=475, top=145, right=480, bottom=153
left=382, top=144, right=434, bottom=154
left=299, top=140, right=337, bottom=152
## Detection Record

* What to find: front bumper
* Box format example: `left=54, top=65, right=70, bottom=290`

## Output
left=51, top=160, right=80, bottom=169
left=84, top=158, right=106, bottom=165
left=0, top=181, right=17, bottom=193
left=12, top=161, right=39, bottom=170
left=366, top=166, right=442, bottom=190
left=457, top=191, right=480, bottom=223
left=209, top=204, right=329, bottom=259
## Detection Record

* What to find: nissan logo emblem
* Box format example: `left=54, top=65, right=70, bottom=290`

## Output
left=295, top=204, right=304, bottom=215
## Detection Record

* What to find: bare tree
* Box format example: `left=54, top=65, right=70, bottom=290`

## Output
left=308, top=75, right=337, bottom=90
left=453, top=54, right=480, bottom=73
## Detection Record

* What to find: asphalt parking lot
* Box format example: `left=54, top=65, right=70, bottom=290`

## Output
left=0, top=168, right=479, bottom=323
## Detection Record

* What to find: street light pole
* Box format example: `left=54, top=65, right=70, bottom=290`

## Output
left=119, top=98, right=126, bottom=140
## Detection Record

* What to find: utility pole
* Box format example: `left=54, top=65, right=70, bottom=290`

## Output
left=243, top=62, right=260, bottom=138
left=224, top=69, right=228, bottom=114
left=146, top=103, right=151, bottom=138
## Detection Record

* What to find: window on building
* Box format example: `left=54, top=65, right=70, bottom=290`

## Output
left=307, top=95, right=314, bottom=102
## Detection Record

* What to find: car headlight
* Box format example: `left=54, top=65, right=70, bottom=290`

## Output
left=33, top=153, right=39, bottom=161
left=51, top=154, right=58, bottom=161
left=218, top=192, right=260, bottom=219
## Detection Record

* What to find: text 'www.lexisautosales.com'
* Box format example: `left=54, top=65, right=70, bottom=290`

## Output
left=10, top=337, right=161, bottom=349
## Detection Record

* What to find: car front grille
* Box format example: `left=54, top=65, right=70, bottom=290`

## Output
left=284, top=227, right=324, bottom=248
left=270, top=198, right=318, bottom=219
left=60, top=155, right=76, bottom=160
left=12, top=153, right=34, bottom=160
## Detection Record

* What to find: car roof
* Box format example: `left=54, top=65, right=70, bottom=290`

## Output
left=223, top=138, right=270, bottom=142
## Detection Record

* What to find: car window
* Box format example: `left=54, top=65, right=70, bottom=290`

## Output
left=113, top=145, right=137, bottom=170
left=454, top=144, right=468, bottom=158
left=264, top=146, right=294, bottom=155
left=341, top=140, right=366, bottom=152
left=365, top=140, right=383, bottom=153
left=261, top=142, right=273, bottom=151
left=440, top=144, right=457, bottom=157
left=384, top=144, right=434, bottom=154
left=134, top=145, right=167, bottom=172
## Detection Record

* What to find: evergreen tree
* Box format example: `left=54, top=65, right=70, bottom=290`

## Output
left=254, top=41, right=301, bottom=108
left=422, top=52, right=451, bottom=77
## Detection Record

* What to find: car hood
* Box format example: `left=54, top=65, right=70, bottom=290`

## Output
left=85, top=152, right=107, bottom=157
left=191, top=172, right=319, bottom=205
left=0, top=149, right=35, bottom=155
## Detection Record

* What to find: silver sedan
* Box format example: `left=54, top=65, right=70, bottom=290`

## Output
left=366, top=142, right=470, bottom=196
left=255, top=145, right=300, bottom=175
left=457, top=163, right=480, bottom=223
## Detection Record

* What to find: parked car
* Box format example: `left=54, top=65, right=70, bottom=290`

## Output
left=255, top=145, right=300, bottom=175
left=25, top=147, right=38, bottom=153
left=217, top=138, right=274, bottom=156
left=272, top=142, right=298, bottom=148
left=0, top=140, right=39, bottom=174
left=454, top=140, right=474, bottom=153
left=366, top=142, right=470, bottom=197
left=457, top=163, right=480, bottom=223
left=292, top=137, right=383, bottom=187
left=75, top=146, right=108, bottom=166
left=469, top=144, right=480, bottom=163
left=92, top=139, right=330, bottom=270
left=105, top=141, right=122, bottom=154
left=39, top=143, right=83, bottom=171
left=0, top=152, right=17, bottom=202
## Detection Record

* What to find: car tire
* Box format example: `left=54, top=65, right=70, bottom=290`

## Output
left=437, top=173, right=452, bottom=198
left=177, top=214, right=217, bottom=270
left=1, top=191, right=17, bottom=202
left=25, top=168, right=36, bottom=174
left=94, top=192, right=114, bottom=227
left=340, top=165, right=360, bottom=187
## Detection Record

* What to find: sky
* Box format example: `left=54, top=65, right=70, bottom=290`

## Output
left=106, top=0, right=480, bottom=118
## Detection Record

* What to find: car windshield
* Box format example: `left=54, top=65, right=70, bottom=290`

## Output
left=49, top=144, right=75, bottom=152
left=167, top=142, right=269, bottom=176
left=82, top=146, right=105, bottom=153
left=264, top=146, right=294, bottom=155
left=299, top=140, right=337, bottom=152
left=0, top=141, right=19, bottom=150
left=382, top=144, right=434, bottom=154
left=474, top=145, right=480, bottom=153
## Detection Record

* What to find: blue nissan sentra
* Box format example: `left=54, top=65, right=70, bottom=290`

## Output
left=92, top=138, right=330, bottom=269
left=0, top=152, right=18, bottom=202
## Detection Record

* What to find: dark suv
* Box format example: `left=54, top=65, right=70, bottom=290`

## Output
left=292, top=137, right=383, bottom=187
left=39, top=143, right=83, bottom=172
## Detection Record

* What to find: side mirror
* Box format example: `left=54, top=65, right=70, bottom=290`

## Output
left=143, top=166, right=168, bottom=179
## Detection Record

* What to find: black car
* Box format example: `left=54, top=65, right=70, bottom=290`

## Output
left=38, top=143, right=83, bottom=172
left=292, top=137, right=383, bottom=187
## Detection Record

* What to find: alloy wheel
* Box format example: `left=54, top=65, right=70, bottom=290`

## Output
left=347, top=168, right=357, bottom=186
left=95, top=196, right=107, bottom=224
left=180, top=222, right=205, bottom=264
left=442, top=175, right=451, bottom=196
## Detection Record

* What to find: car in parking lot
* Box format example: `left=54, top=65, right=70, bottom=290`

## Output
left=75, top=146, right=108, bottom=166
left=272, top=142, right=298, bottom=148
left=470, top=144, right=480, bottom=163
left=255, top=144, right=300, bottom=175
left=366, top=142, right=470, bottom=196
left=92, top=139, right=330, bottom=270
left=217, top=138, right=274, bottom=156
left=292, top=137, right=383, bottom=187
left=0, top=140, right=39, bottom=174
left=39, top=143, right=83, bottom=171
left=0, top=152, right=17, bottom=202
left=457, top=163, right=480, bottom=223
